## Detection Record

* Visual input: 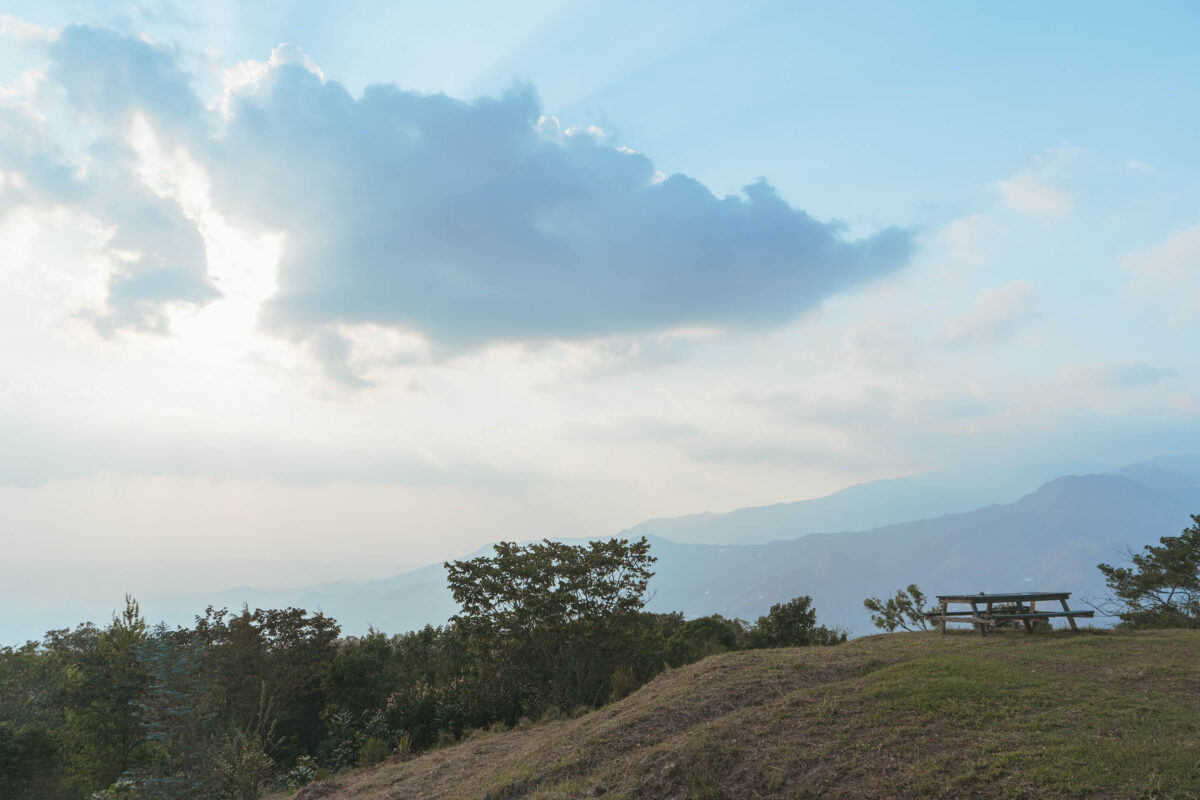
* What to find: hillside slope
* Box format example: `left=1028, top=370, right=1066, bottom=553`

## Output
left=293, top=630, right=1200, bottom=800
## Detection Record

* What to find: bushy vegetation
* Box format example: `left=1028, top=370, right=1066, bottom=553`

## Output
left=1098, top=513, right=1200, bottom=629
left=0, top=537, right=841, bottom=799
left=862, top=584, right=933, bottom=632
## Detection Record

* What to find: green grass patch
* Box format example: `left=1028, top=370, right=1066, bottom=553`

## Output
left=851, top=633, right=1200, bottom=798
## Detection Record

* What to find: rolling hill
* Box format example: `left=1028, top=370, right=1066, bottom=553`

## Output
left=286, top=629, right=1200, bottom=799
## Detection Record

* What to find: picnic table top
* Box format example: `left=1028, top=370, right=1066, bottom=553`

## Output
left=936, top=592, right=1072, bottom=604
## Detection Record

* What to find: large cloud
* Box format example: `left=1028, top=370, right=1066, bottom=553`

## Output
left=0, top=26, right=217, bottom=332
left=36, top=26, right=915, bottom=353
left=0, top=104, right=215, bottom=330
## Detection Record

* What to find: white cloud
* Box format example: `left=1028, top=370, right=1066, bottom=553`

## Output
left=0, top=68, right=46, bottom=109
left=0, top=13, right=57, bottom=43
left=935, top=213, right=1005, bottom=266
left=996, top=146, right=1079, bottom=217
left=941, top=280, right=1037, bottom=346
left=218, top=43, right=325, bottom=120
left=0, top=204, right=115, bottom=334
left=127, top=113, right=282, bottom=304
left=1119, top=222, right=1200, bottom=325
left=1124, top=159, right=1154, bottom=175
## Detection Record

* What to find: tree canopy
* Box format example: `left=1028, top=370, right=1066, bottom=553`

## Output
left=445, top=537, right=657, bottom=716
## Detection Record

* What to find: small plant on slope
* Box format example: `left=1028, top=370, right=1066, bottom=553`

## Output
left=863, top=584, right=933, bottom=632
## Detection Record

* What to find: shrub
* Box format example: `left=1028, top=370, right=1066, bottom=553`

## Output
left=1098, top=514, right=1200, bottom=628
left=610, top=664, right=636, bottom=701
left=863, top=585, right=933, bottom=632
left=359, top=736, right=391, bottom=766
left=749, top=596, right=845, bottom=648
left=287, top=755, right=317, bottom=788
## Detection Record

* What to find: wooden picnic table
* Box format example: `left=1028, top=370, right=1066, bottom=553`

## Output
left=928, top=592, right=1094, bottom=637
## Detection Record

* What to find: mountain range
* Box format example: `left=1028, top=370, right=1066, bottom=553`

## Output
left=128, top=453, right=1200, bottom=638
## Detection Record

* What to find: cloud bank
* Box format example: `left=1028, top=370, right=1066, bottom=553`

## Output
left=20, top=27, right=915, bottom=359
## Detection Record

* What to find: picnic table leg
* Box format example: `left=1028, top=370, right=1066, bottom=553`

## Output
left=970, top=599, right=987, bottom=637
left=1019, top=602, right=1033, bottom=633
left=939, top=600, right=947, bottom=634
left=1060, top=598, right=1079, bottom=630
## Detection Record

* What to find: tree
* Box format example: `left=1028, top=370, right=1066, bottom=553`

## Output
left=863, top=584, right=933, bottom=632
left=0, top=638, right=68, bottom=799
left=445, top=537, right=656, bottom=719
left=1098, top=514, right=1200, bottom=628
left=125, top=624, right=223, bottom=800
left=48, top=596, right=153, bottom=795
left=192, top=605, right=340, bottom=765
left=0, top=720, right=57, bottom=799
left=664, top=615, right=747, bottom=667
left=748, top=596, right=845, bottom=648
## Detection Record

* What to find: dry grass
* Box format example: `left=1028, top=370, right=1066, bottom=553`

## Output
left=291, top=629, right=1200, bottom=799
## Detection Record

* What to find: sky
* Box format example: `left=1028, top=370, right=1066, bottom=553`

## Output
left=1, top=1, right=1199, bottom=628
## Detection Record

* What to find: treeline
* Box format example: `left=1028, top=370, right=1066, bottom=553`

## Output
left=0, top=537, right=842, bottom=799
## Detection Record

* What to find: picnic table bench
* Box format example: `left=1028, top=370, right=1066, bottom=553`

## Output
left=928, top=592, right=1094, bottom=637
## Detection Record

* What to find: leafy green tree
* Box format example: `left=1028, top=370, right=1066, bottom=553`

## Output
left=214, top=684, right=278, bottom=800
left=445, top=537, right=655, bottom=721
left=193, top=605, right=340, bottom=766
left=863, top=584, right=933, bottom=632
left=322, top=630, right=395, bottom=725
left=46, top=596, right=154, bottom=796
left=385, top=625, right=468, bottom=748
left=664, top=615, right=747, bottom=667
left=1098, top=514, right=1200, bottom=628
left=748, top=596, right=845, bottom=648
left=0, top=637, right=68, bottom=799
left=0, top=720, right=58, bottom=798
left=321, top=626, right=455, bottom=759
left=125, top=624, right=223, bottom=800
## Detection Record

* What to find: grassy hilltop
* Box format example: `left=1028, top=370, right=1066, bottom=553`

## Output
left=290, top=629, right=1200, bottom=800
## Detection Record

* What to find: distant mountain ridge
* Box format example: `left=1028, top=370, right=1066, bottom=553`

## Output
left=642, top=464, right=1199, bottom=633
left=146, top=454, right=1200, bottom=638
left=620, top=459, right=1108, bottom=545
left=6, top=455, right=1197, bottom=644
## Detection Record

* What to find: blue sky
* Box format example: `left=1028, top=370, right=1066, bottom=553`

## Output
left=1, top=1, right=1198, bottom=619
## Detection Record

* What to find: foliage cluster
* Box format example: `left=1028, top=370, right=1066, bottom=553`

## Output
left=862, top=584, right=932, bottom=633
left=0, top=537, right=842, bottom=799
left=1098, top=513, right=1200, bottom=629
